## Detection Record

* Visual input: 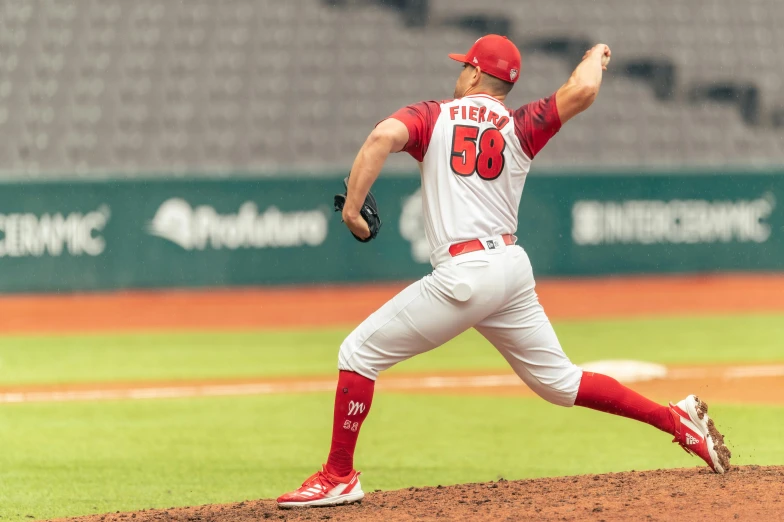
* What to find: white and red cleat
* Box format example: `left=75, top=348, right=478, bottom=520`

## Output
left=669, top=395, right=731, bottom=474
left=277, top=465, right=364, bottom=508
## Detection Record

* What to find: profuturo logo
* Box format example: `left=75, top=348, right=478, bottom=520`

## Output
left=148, top=199, right=193, bottom=249
left=147, top=198, right=329, bottom=250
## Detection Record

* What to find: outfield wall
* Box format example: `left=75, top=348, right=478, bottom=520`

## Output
left=0, top=171, right=782, bottom=292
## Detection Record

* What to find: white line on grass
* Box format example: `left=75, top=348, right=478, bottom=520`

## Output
left=1, top=365, right=781, bottom=404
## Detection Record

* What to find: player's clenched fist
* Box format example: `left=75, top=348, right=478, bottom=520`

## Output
left=334, top=176, right=382, bottom=242
left=342, top=210, right=371, bottom=240
left=582, top=44, right=611, bottom=70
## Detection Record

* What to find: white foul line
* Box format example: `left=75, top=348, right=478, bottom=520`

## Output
left=666, top=364, right=784, bottom=380
left=0, top=375, right=524, bottom=405
left=0, top=365, right=782, bottom=405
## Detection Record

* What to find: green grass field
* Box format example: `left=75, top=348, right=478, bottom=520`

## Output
left=0, top=314, right=783, bottom=521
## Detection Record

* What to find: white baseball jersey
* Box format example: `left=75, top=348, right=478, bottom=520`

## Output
left=340, top=91, right=582, bottom=406
left=388, top=93, right=561, bottom=251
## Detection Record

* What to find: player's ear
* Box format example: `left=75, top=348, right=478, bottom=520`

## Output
left=471, top=66, right=482, bottom=87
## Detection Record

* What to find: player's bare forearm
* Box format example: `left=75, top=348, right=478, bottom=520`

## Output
left=555, top=44, right=611, bottom=123
left=344, top=144, right=388, bottom=220
left=342, top=119, right=409, bottom=236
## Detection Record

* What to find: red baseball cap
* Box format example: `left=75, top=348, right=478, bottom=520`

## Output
left=449, top=34, right=522, bottom=83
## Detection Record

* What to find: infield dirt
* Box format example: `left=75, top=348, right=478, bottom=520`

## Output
left=60, top=466, right=784, bottom=522
left=1, top=273, right=783, bottom=333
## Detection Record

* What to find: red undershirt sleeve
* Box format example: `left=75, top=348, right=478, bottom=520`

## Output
left=513, top=92, right=562, bottom=159
left=385, top=101, right=442, bottom=162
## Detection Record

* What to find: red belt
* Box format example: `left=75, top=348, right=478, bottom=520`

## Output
left=448, top=234, right=515, bottom=257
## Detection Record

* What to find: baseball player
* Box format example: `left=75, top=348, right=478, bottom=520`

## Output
left=278, top=35, right=731, bottom=508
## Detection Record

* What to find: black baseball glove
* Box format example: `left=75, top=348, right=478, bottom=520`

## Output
left=333, top=176, right=382, bottom=242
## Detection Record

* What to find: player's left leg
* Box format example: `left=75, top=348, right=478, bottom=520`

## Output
left=278, top=257, right=507, bottom=507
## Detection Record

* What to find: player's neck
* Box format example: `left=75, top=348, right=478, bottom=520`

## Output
left=462, top=87, right=506, bottom=102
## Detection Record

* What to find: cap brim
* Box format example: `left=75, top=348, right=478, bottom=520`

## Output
left=448, top=53, right=469, bottom=64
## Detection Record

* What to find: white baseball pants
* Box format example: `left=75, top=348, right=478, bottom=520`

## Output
left=338, top=236, right=582, bottom=407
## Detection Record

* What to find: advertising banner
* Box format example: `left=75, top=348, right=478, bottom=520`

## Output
left=0, top=171, right=781, bottom=292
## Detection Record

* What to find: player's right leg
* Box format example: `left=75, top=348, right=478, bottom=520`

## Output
left=476, top=245, right=730, bottom=473
left=277, top=258, right=504, bottom=507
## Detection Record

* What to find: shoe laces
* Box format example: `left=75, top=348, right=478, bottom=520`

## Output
left=301, top=468, right=337, bottom=490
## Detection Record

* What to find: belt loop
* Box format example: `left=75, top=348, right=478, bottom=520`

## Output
left=430, top=244, right=453, bottom=267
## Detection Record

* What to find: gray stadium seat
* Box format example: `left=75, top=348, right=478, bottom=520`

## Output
left=0, top=0, right=780, bottom=177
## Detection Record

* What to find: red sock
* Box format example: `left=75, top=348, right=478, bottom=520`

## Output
left=325, top=370, right=375, bottom=477
left=574, top=372, right=675, bottom=435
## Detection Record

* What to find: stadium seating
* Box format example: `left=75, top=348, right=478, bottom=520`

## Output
left=0, top=0, right=780, bottom=177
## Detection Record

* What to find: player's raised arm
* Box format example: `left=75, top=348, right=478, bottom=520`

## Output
left=555, top=43, right=611, bottom=124
left=342, top=118, right=409, bottom=239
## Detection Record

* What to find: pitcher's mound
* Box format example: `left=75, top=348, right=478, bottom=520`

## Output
left=64, top=466, right=784, bottom=522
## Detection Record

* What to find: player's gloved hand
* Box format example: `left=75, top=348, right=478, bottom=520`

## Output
left=343, top=209, right=371, bottom=240
left=334, top=176, right=382, bottom=242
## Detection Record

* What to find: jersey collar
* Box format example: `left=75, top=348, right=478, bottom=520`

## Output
left=463, top=94, right=510, bottom=111
left=464, top=94, right=504, bottom=103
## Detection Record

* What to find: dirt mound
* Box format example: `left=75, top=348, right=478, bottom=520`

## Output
left=61, top=466, right=784, bottom=522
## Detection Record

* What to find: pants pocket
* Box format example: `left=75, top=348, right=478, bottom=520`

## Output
left=436, top=259, right=491, bottom=302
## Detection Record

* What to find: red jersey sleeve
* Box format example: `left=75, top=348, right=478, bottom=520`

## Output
left=386, top=101, right=442, bottom=162
left=513, top=93, right=562, bottom=159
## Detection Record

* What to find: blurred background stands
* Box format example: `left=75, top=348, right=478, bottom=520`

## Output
left=0, top=0, right=781, bottom=178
